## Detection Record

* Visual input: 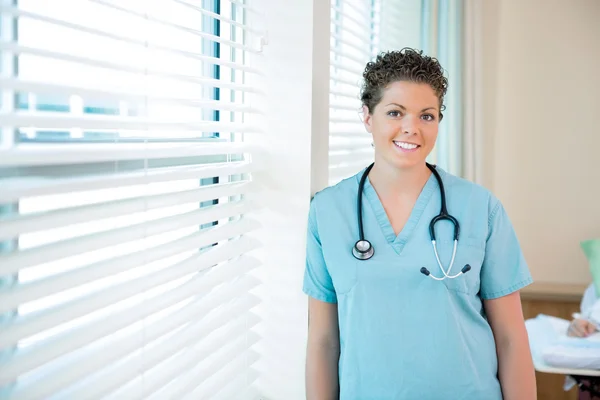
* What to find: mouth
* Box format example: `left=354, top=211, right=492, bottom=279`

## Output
left=393, top=140, right=421, bottom=153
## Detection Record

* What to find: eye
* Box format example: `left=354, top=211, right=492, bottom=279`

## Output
left=387, top=110, right=402, bottom=118
left=421, top=114, right=435, bottom=121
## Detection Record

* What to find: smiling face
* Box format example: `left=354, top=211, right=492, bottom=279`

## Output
left=363, top=80, right=440, bottom=171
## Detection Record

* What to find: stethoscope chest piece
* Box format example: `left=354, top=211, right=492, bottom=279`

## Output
left=353, top=239, right=374, bottom=260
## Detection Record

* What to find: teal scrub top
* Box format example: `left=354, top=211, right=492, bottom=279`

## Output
left=303, top=166, right=533, bottom=400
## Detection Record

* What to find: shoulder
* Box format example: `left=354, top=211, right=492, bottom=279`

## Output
left=440, top=169, right=502, bottom=217
left=308, top=170, right=361, bottom=226
left=311, top=170, right=360, bottom=208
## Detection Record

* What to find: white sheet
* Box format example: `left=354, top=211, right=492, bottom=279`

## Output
left=525, top=314, right=600, bottom=376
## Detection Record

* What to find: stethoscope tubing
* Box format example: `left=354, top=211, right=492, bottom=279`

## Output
left=353, top=162, right=470, bottom=281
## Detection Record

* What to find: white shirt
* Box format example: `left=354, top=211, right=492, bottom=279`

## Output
left=581, top=283, right=599, bottom=321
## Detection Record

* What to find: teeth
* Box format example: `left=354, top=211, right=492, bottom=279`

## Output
left=394, top=141, right=418, bottom=150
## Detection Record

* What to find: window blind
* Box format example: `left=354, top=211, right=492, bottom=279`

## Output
left=328, top=0, right=376, bottom=186
left=375, top=0, right=423, bottom=54
left=0, top=0, right=264, bottom=399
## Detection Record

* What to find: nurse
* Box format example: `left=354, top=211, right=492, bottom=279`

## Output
left=303, top=48, right=536, bottom=399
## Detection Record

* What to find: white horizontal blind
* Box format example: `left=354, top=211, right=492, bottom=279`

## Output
left=328, top=0, right=376, bottom=186
left=0, top=1, right=264, bottom=399
left=375, top=0, right=423, bottom=53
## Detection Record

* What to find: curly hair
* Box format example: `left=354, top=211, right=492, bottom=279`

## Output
left=360, top=48, right=448, bottom=119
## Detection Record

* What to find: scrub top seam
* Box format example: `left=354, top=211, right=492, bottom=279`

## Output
left=480, top=276, right=534, bottom=300
left=364, top=178, right=397, bottom=245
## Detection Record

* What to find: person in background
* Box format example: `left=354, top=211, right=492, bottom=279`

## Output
left=568, top=284, right=598, bottom=338
left=565, top=283, right=600, bottom=400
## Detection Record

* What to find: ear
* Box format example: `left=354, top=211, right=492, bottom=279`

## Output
left=362, top=105, right=373, bottom=133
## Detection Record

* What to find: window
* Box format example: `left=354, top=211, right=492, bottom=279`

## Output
left=328, top=0, right=377, bottom=186
left=0, top=0, right=263, bottom=398
left=327, top=0, right=465, bottom=183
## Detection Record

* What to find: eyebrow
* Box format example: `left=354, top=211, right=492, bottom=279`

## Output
left=385, top=103, right=437, bottom=112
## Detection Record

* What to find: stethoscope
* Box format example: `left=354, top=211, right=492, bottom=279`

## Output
left=352, top=162, right=471, bottom=281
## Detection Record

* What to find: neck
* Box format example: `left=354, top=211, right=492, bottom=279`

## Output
left=368, top=156, right=432, bottom=197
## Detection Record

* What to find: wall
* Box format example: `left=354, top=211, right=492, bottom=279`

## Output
left=481, top=0, right=600, bottom=285
left=251, top=0, right=325, bottom=398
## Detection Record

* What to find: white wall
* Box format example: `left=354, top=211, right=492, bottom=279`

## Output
left=481, top=0, right=600, bottom=285
left=250, top=0, right=328, bottom=398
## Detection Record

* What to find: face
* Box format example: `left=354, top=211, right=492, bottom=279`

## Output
left=363, top=81, right=440, bottom=171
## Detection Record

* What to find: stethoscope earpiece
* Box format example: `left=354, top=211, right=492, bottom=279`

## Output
left=420, top=264, right=472, bottom=281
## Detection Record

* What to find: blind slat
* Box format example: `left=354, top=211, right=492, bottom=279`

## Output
left=89, top=0, right=259, bottom=53
left=330, top=88, right=359, bottom=100
left=329, top=151, right=373, bottom=166
left=0, top=113, right=261, bottom=133
left=0, top=263, right=260, bottom=385
left=331, top=47, right=369, bottom=67
left=330, top=133, right=370, bottom=140
left=173, top=0, right=263, bottom=35
left=195, top=349, right=261, bottom=400
left=330, top=101, right=360, bottom=112
left=227, top=0, right=261, bottom=14
left=331, top=60, right=365, bottom=77
left=330, top=19, right=371, bottom=46
left=329, top=162, right=370, bottom=182
left=329, top=32, right=371, bottom=59
left=330, top=128, right=368, bottom=136
left=0, top=5, right=261, bottom=74
left=112, top=332, right=260, bottom=400
left=204, top=371, right=260, bottom=400
left=330, top=116, right=362, bottom=124
left=0, top=200, right=256, bottom=275
left=0, top=244, right=261, bottom=351
left=330, top=141, right=371, bottom=152
left=0, top=142, right=253, bottom=167
left=0, top=42, right=261, bottom=93
left=0, top=161, right=253, bottom=204
left=62, top=313, right=260, bottom=400
left=0, top=219, right=259, bottom=313
left=7, top=291, right=261, bottom=399
left=0, top=78, right=260, bottom=113
left=339, top=0, right=372, bottom=21
left=331, top=75, right=362, bottom=87
left=331, top=4, right=371, bottom=30
left=0, top=181, right=252, bottom=241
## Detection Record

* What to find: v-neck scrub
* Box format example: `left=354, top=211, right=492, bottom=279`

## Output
left=363, top=171, right=437, bottom=255
left=303, top=167, right=533, bottom=399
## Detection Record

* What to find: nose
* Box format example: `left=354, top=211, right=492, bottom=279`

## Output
left=401, top=115, right=419, bottom=135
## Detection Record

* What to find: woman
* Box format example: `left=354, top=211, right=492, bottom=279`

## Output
left=303, top=48, right=536, bottom=399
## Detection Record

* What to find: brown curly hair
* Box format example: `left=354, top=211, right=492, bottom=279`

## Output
left=360, top=48, right=448, bottom=119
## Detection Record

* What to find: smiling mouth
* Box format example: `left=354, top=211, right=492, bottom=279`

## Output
left=393, top=141, right=420, bottom=152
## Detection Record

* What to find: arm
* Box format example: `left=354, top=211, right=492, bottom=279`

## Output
left=484, top=291, right=536, bottom=400
left=306, top=297, right=340, bottom=400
